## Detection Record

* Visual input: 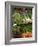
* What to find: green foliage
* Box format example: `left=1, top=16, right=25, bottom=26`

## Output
left=28, top=13, right=32, bottom=19
left=12, top=23, right=32, bottom=34
left=12, top=13, right=23, bottom=24
left=12, top=12, right=32, bottom=24
left=11, top=9, right=32, bottom=34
